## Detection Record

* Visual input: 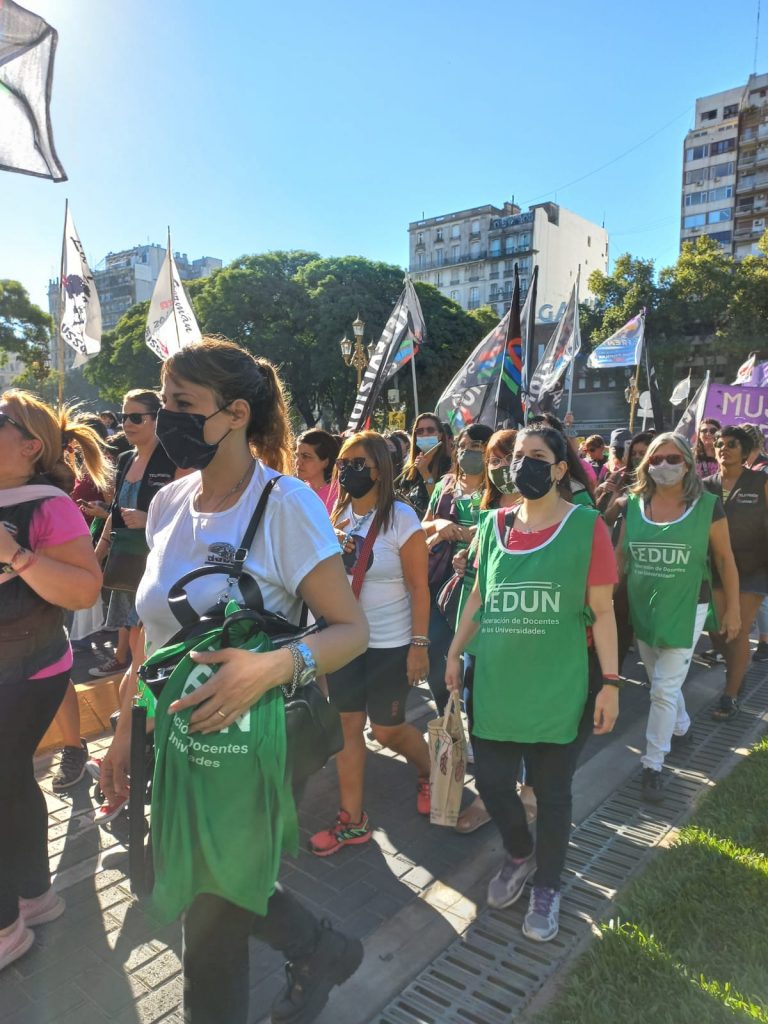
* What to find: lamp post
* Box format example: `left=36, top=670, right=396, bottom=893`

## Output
left=625, top=369, right=641, bottom=432
left=339, top=314, right=370, bottom=390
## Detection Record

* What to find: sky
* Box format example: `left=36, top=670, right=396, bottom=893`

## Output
left=2, top=0, right=767, bottom=311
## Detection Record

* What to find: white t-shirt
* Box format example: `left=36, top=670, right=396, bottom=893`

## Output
left=338, top=500, right=421, bottom=648
left=136, top=462, right=340, bottom=655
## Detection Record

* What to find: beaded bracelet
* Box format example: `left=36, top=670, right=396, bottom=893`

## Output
left=410, top=637, right=431, bottom=648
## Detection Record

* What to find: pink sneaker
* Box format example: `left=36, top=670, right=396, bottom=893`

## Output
left=95, top=794, right=128, bottom=825
left=19, top=888, right=65, bottom=927
left=0, top=917, right=34, bottom=972
left=309, top=810, right=372, bottom=857
left=417, top=777, right=431, bottom=816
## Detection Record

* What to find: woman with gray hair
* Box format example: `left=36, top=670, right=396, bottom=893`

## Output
left=617, top=432, right=740, bottom=803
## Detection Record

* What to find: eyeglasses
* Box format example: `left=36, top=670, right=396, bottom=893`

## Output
left=118, top=412, right=157, bottom=425
left=648, top=453, right=685, bottom=467
left=714, top=438, right=740, bottom=451
left=699, top=427, right=718, bottom=435
left=488, top=455, right=513, bottom=469
left=0, top=412, right=33, bottom=438
left=336, top=457, right=371, bottom=472
left=414, top=426, right=439, bottom=437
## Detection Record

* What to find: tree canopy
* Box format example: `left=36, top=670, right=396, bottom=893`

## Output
left=0, top=280, right=54, bottom=387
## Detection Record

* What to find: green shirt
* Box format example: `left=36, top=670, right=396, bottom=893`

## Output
left=428, top=477, right=482, bottom=552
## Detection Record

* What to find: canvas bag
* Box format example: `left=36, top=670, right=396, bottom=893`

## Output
left=428, top=690, right=467, bottom=827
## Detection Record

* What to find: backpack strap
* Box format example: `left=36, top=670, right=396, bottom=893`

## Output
left=229, top=477, right=279, bottom=578
left=350, top=519, right=380, bottom=600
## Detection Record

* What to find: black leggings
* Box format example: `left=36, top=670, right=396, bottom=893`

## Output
left=0, top=672, right=69, bottom=927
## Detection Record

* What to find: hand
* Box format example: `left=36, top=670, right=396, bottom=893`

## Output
left=100, top=726, right=131, bottom=805
left=406, top=645, right=429, bottom=686
left=167, top=646, right=291, bottom=734
left=0, top=523, right=19, bottom=563
left=593, top=686, right=619, bottom=734
left=445, top=651, right=463, bottom=693
left=437, top=522, right=464, bottom=543
left=415, top=449, right=437, bottom=479
left=334, top=519, right=355, bottom=555
left=720, top=607, right=741, bottom=643
left=80, top=501, right=108, bottom=518
left=121, top=508, right=148, bottom=529
left=452, top=549, right=468, bottom=578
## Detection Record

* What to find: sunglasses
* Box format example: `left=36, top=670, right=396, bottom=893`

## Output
left=0, top=412, right=33, bottom=437
left=336, top=457, right=371, bottom=472
left=714, top=438, right=740, bottom=450
left=699, top=426, right=718, bottom=435
left=648, top=453, right=685, bottom=467
left=118, top=412, right=157, bottom=425
left=414, top=426, right=439, bottom=436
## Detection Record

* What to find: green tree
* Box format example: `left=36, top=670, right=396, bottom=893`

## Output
left=83, top=301, right=162, bottom=403
left=0, top=280, right=54, bottom=389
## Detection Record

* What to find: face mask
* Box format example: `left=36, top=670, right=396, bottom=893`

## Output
left=457, top=449, right=484, bottom=476
left=415, top=435, right=439, bottom=453
left=489, top=466, right=518, bottom=495
left=155, top=407, right=230, bottom=470
left=648, top=461, right=687, bottom=486
left=339, top=464, right=376, bottom=499
left=509, top=456, right=556, bottom=500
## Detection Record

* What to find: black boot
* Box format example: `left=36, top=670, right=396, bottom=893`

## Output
left=271, top=919, right=364, bottom=1024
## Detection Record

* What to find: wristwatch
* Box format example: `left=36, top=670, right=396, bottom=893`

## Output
left=287, top=641, right=317, bottom=690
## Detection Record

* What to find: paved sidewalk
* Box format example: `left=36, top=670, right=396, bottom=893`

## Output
left=1, top=655, right=740, bottom=1024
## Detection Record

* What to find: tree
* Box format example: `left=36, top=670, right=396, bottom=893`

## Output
left=83, top=301, right=162, bottom=403
left=0, top=280, right=54, bottom=389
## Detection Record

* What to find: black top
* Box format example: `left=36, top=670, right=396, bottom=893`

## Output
left=704, top=469, right=768, bottom=578
left=110, top=444, right=176, bottom=529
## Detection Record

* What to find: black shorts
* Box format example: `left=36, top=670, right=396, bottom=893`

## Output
left=326, top=645, right=411, bottom=726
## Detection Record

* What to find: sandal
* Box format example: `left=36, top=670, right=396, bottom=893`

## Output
left=455, top=797, right=491, bottom=834
left=711, top=694, right=739, bottom=721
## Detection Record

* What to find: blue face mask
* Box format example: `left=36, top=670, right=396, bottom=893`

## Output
left=415, top=435, right=439, bottom=453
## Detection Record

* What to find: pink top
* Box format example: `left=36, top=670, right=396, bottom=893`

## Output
left=313, top=480, right=339, bottom=515
left=22, top=497, right=91, bottom=679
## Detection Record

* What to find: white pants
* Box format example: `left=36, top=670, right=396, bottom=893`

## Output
left=637, top=602, right=708, bottom=772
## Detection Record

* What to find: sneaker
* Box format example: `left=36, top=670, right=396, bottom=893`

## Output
left=753, top=641, right=768, bottom=663
left=699, top=648, right=725, bottom=666
left=641, top=766, right=665, bottom=803
left=271, top=919, right=363, bottom=1024
left=51, top=740, right=88, bottom=792
left=487, top=851, right=536, bottom=909
left=416, top=777, right=431, bottom=816
left=309, top=810, right=372, bottom=857
left=465, top=738, right=475, bottom=765
left=88, top=656, right=129, bottom=678
left=85, top=757, right=102, bottom=781
left=0, top=917, right=34, bottom=972
left=95, top=794, right=128, bottom=825
left=670, top=729, right=694, bottom=751
left=522, top=886, right=561, bottom=942
left=19, top=888, right=65, bottom=926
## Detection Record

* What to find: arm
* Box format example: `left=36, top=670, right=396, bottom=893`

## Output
left=588, top=582, right=620, bottom=735
left=709, top=517, right=741, bottom=641
left=100, top=629, right=146, bottom=803
left=445, top=580, right=482, bottom=691
left=615, top=519, right=627, bottom=578
left=94, top=512, right=113, bottom=564
left=399, top=529, right=430, bottom=685
left=0, top=527, right=101, bottom=610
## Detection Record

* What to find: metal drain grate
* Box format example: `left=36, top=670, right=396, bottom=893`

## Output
left=373, top=675, right=768, bottom=1024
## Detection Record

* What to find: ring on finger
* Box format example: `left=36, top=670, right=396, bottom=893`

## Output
left=216, top=709, right=227, bottom=719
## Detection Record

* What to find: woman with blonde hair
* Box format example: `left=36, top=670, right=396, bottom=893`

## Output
left=0, top=390, right=106, bottom=971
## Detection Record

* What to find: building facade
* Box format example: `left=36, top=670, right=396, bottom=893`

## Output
left=408, top=201, right=608, bottom=323
left=681, top=72, right=768, bottom=258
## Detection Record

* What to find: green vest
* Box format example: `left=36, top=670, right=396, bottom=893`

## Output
left=472, top=505, right=598, bottom=744
left=623, top=491, right=715, bottom=649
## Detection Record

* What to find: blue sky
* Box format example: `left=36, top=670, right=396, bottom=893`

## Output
left=2, top=0, right=766, bottom=310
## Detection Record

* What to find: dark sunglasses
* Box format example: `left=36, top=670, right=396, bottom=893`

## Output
left=714, top=438, right=740, bottom=450
left=699, top=426, right=718, bottom=435
left=414, top=426, right=439, bottom=436
left=336, top=457, right=370, bottom=472
left=0, top=412, right=32, bottom=437
left=118, top=412, right=157, bottom=425
left=648, top=453, right=685, bottom=467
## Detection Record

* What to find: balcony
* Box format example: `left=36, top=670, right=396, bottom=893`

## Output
left=450, top=277, right=460, bottom=285
left=467, top=300, right=481, bottom=310
left=738, top=155, right=756, bottom=170
left=414, top=241, right=425, bottom=252
left=488, top=270, right=499, bottom=279
left=410, top=250, right=488, bottom=272
left=469, top=230, right=481, bottom=240
left=756, top=148, right=768, bottom=165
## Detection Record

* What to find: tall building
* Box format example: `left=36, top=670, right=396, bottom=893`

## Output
left=408, top=201, right=608, bottom=323
left=681, top=72, right=768, bottom=258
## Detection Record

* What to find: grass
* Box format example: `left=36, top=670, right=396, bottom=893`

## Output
left=535, top=737, right=768, bottom=1024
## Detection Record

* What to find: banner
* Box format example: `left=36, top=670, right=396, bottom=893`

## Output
left=0, top=0, right=66, bottom=181
left=346, top=278, right=426, bottom=432
left=528, top=279, right=581, bottom=414
left=60, top=206, right=101, bottom=362
left=145, top=243, right=202, bottom=360
left=703, top=382, right=768, bottom=441
left=586, top=311, right=644, bottom=369
left=435, top=312, right=509, bottom=431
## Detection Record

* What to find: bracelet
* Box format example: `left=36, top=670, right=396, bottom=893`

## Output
left=410, top=637, right=431, bottom=648
left=14, top=551, right=38, bottom=574
left=602, top=676, right=623, bottom=689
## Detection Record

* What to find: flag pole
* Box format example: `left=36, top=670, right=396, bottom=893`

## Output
left=168, top=226, right=181, bottom=350
left=565, top=265, right=580, bottom=418
left=410, top=347, right=419, bottom=419
left=57, top=199, right=68, bottom=407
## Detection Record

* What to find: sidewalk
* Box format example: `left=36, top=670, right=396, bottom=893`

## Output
left=2, top=654, right=756, bottom=1024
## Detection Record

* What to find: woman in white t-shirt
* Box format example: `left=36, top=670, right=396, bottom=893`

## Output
left=99, top=338, right=368, bottom=1024
left=310, top=431, right=431, bottom=856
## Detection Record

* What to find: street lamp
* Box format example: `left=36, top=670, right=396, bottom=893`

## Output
left=340, top=314, right=369, bottom=389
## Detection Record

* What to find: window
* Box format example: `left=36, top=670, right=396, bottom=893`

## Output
left=490, top=239, right=501, bottom=256
left=700, top=109, right=717, bottom=122
left=519, top=276, right=529, bottom=293
left=587, top=235, right=592, bottom=247
left=451, top=225, right=461, bottom=238
left=519, top=232, right=531, bottom=249
left=686, top=144, right=709, bottom=161
left=683, top=213, right=706, bottom=228
left=436, top=272, right=443, bottom=286
left=450, top=290, right=459, bottom=302
left=417, top=253, right=425, bottom=268
left=451, top=244, right=460, bottom=262
left=607, top=377, right=616, bottom=389
left=435, top=228, right=443, bottom=241
left=504, top=236, right=515, bottom=254
left=435, top=248, right=444, bottom=265
left=471, top=220, right=480, bottom=234
left=710, top=137, right=736, bottom=156
left=468, top=286, right=480, bottom=308
left=724, top=103, right=739, bottom=117
left=685, top=190, right=706, bottom=206
left=707, top=208, right=732, bottom=223
left=416, top=232, right=424, bottom=245
left=708, top=230, right=733, bottom=246
left=504, top=260, right=515, bottom=274
left=470, top=241, right=481, bottom=259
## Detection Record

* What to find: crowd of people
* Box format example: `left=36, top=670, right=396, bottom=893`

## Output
left=2, top=335, right=767, bottom=1024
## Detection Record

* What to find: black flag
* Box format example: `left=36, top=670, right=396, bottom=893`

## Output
left=644, top=334, right=666, bottom=432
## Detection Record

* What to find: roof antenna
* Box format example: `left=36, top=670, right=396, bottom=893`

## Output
left=754, top=0, right=761, bottom=75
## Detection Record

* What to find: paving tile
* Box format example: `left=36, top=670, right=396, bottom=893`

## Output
left=72, top=965, right=149, bottom=1015
left=116, top=977, right=183, bottom=1024
left=132, top=949, right=183, bottom=991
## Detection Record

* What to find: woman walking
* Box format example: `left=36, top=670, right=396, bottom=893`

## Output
left=446, top=425, right=620, bottom=943
left=619, top=433, right=739, bottom=802
left=311, top=431, right=432, bottom=854
left=0, top=391, right=105, bottom=971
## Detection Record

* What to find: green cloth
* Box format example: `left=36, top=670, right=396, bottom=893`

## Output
left=147, top=601, right=298, bottom=923
left=427, top=477, right=481, bottom=552
left=623, top=492, right=716, bottom=649
left=472, top=506, right=597, bottom=744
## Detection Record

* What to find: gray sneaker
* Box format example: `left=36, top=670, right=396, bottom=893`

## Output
left=487, top=852, right=536, bottom=909
left=522, top=886, right=561, bottom=942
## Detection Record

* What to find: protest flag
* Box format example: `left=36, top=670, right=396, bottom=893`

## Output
left=434, top=311, right=509, bottom=432
left=674, top=372, right=710, bottom=443
left=145, top=231, right=202, bottom=360
left=586, top=310, right=644, bottom=369
left=528, top=278, right=581, bottom=415
left=643, top=332, right=666, bottom=431
left=670, top=372, right=691, bottom=407
left=520, top=265, right=539, bottom=403
left=59, top=202, right=101, bottom=370
left=0, top=0, right=66, bottom=181
left=486, top=267, right=525, bottom=428
left=733, top=352, right=757, bottom=385
left=346, top=277, right=426, bottom=432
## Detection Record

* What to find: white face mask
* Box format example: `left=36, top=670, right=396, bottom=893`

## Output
left=648, top=460, right=687, bottom=486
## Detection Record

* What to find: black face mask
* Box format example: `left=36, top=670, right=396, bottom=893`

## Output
left=509, top=456, right=556, bottom=500
left=339, top=464, right=376, bottom=499
left=155, top=407, right=230, bottom=470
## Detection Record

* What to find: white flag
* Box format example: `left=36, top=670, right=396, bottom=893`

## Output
left=733, top=353, right=756, bottom=385
left=528, top=279, right=581, bottom=413
left=674, top=372, right=710, bottom=444
left=60, top=206, right=101, bottom=361
left=145, top=244, right=201, bottom=360
left=669, top=373, right=691, bottom=407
